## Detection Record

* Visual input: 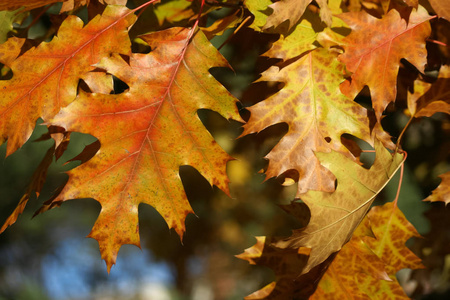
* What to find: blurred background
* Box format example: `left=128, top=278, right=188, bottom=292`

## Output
left=1, top=1, right=449, bottom=299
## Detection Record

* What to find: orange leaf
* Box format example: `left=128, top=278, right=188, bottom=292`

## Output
left=338, top=6, right=432, bottom=121
left=0, top=6, right=135, bottom=156
left=242, top=48, right=372, bottom=195
left=49, top=28, right=241, bottom=271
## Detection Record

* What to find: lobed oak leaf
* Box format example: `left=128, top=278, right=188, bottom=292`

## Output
left=423, top=172, right=450, bottom=205
left=311, top=238, right=392, bottom=299
left=49, top=27, right=242, bottom=271
left=275, top=140, right=405, bottom=275
left=242, top=48, right=372, bottom=196
left=263, top=0, right=332, bottom=31
left=0, top=5, right=135, bottom=156
left=312, top=207, right=420, bottom=299
left=338, top=6, right=432, bottom=121
left=364, top=202, right=423, bottom=272
left=408, top=65, right=450, bottom=118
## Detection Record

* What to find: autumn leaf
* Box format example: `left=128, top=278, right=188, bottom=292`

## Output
left=60, top=0, right=127, bottom=12
left=428, top=0, right=450, bottom=20
left=313, top=200, right=423, bottom=299
left=338, top=6, right=432, bottom=121
left=0, top=9, right=25, bottom=44
left=242, top=48, right=372, bottom=195
left=398, top=0, right=418, bottom=9
left=274, top=140, right=405, bottom=275
left=0, top=37, right=25, bottom=67
left=424, top=172, right=450, bottom=205
left=264, top=0, right=332, bottom=31
left=263, top=9, right=321, bottom=59
left=408, top=65, right=450, bottom=118
left=60, top=0, right=88, bottom=12
left=0, top=5, right=135, bottom=156
left=48, top=27, right=241, bottom=271
left=360, top=201, right=424, bottom=290
left=311, top=238, right=392, bottom=299
left=244, top=0, right=272, bottom=30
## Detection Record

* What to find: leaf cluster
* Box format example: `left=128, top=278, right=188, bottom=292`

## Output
left=0, top=0, right=449, bottom=299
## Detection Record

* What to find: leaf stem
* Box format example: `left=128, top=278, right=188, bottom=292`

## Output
left=393, top=151, right=407, bottom=209
left=426, top=38, right=449, bottom=47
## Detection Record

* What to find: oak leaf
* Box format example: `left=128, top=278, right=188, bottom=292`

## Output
left=242, top=48, right=372, bottom=195
left=49, top=27, right=241, bottom=271
left=408, top=65, right=450, bottom=118
left=313, top=201, right=423, bottom=299
left=275, top=140, right=405, bottom=275
left=0, top=5, right=135, bottom=156
left=311, top=238, right=392, bottom=299
left=338, top=6, right=432, bottom=121
left=264, top=0, right=332, bottom=30
left=424, top=172, right=450, bottom=205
